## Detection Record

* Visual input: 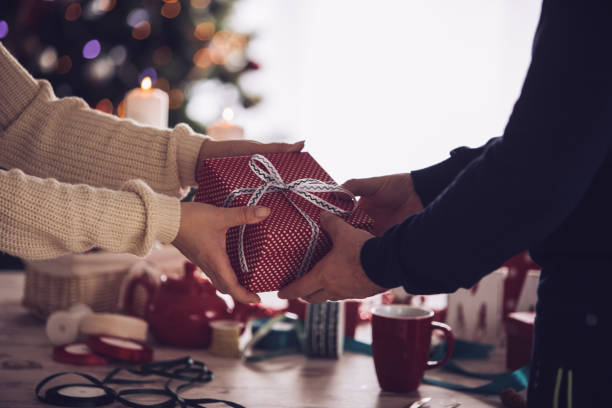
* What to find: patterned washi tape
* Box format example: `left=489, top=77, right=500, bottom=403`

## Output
left=304, top=302, right=345, bottom=359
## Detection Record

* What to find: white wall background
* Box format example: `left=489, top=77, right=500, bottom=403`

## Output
left=219, top=0, right=542, bottom=184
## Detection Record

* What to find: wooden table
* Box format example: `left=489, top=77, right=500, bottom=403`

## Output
left=0, top=271, right=508, bottom=408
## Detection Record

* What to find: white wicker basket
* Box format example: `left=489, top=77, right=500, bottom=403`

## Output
left=22, top=245, right=186, bottom=319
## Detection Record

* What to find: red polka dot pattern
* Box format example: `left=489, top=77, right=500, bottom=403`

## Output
left=195, top=152, right=373, bottom=293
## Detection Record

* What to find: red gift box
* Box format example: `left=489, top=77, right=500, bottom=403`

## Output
left=505, top=311, right=535, bottom=370
left=195, top=152, right=373, bottom=293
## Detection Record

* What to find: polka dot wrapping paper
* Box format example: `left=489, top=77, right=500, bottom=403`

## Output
left=194, top=152, right=373, bottom=293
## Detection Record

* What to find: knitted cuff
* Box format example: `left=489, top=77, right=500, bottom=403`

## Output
left=174, top=123, right=208, bottom=189
left=155, top=193, right=181, bottom=244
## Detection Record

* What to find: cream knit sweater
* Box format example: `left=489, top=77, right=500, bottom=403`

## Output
left=0, top=43, right=207, bottom=259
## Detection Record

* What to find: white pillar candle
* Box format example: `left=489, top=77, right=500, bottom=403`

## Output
left=125, top=76, right=169, bottom=128
left=207, top=107, right=244, bottom=140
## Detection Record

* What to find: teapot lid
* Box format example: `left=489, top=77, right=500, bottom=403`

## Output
left=162, top=262, right=209, bottom=293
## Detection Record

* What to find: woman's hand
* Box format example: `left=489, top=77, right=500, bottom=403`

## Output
left=172, top=202, right=271, bottom=304
left=343, top=173, right=424, bottom=236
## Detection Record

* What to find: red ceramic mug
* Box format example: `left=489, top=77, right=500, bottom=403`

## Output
left=371, top=305, right=454, bottom=392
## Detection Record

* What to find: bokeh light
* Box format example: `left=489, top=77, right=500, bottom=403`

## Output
left=228, top=33, right=248, bottom=49
left=96, top=0, right=116, bottom=12
left=87, top=57, right=114, bottom=81
left=39, top=47, right=58, bottom=73
left=82, top=39, right=101, bottom=59
left=117, top=99, right=126, bottom=118
left=193, top=47, right=211, bottom=68
left=169, top=89, right=184, bottom=110
left=138, top=67, right=158, bottom=85
left=154, top=77, right=170, bottom=92
left=95, top=98, right=113, bottom=114
left=65, top=3, right=81, bottom=21
left=194, top=22, right=215, bottom=41
left=109, top=45, right=127, bottom=65
left=132, top=21, right=151, bottom=40
left=161, top=2, right=181, bottom=19
left=210, top=30, right=231, bottom=64
left=152, top=46, right=173, bottom=65
left=0, top=21, right=8, bottom=39
left=84, top=0, right=115, bottom=18
left=56, top=55, right=72, bottom=74
left=127, top=9, right=149, bottom=27
left=190, top=0, right=211, bottom=9
left=224, top=50, right=247, bottom=72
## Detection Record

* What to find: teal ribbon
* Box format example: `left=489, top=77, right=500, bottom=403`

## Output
left=421, top=365, right=530, bottom=394
left=246, top=319, right=529, bottom=395
left=344, top=338, right=529, bottom=395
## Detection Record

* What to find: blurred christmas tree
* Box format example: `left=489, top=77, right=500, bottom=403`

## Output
left=0, top=0, right=260, bottom=132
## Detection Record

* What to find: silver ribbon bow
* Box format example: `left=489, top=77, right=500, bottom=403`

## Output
left=224, top=154, right=357, bottom=279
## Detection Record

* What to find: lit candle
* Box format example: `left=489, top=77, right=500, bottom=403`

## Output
left=125, top=76, right=169, bottom=128
left=207, top=107, right=244, bottom=140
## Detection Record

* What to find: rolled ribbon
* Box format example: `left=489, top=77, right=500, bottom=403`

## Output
left=53, top=342, right=110, bottom=366
left=46, top=304, right=93, bottom=346
left=80, top=313, right=148, bottom=342
left=208, top=320, right=244, bottom=358
left=88, top=335, right=153, bottom=363
left=224, top=154, right=357, bottom=280
left=304, top=302, right=345, bottom=358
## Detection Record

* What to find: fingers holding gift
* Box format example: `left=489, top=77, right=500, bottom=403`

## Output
left=278, top=264, right=324, bottom=300
left=216, top=205, right=270, bottom=229
left=303, top=289, right=342, bottom=304
left=201, top=251, right=261, bottom=304
left=199, top=139, right=305, bottom=160
left=342, top=176, right=384, bottom=197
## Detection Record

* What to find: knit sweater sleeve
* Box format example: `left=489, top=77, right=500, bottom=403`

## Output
left=0, top=43, right=206, bottom=197
left=0, top=168, right=180, bottom=259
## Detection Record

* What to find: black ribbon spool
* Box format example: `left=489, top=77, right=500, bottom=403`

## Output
left=36, top=373, right=115, bottom=407
left=115, top=388, right=176, bottom=408
left=183, top=398, right=247, bottom=408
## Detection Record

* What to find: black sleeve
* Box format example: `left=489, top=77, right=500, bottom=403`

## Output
left=360, top=0, right=612, bottom=293
left=411, top=138, right=500, bottom=207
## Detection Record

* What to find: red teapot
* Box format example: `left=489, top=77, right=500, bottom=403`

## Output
left=124, top=262, right=257, bottom=348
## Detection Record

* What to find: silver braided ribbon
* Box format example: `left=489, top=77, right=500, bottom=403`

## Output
left=224, top=154, right=357, bottom=280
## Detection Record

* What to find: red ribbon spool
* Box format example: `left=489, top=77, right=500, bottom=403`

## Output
left=52, top=342, right=110, bottom=366
left=88, top=335, right=153, bottom=363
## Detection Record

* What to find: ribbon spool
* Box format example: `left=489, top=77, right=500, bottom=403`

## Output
left=88, top=335, right=153, bottom=363
left=208, top=320, right=244, bottom=358
left=36, top=372, right=115, bottom=407
left=251, top=317, right=299, bottom=350
left=46, top=304, right=93, bottom=346
left=80, top=313, right=148, bottom=342
left=53, top=342, right=110, bottom=366
left=304, top=302, right=345, bottom=358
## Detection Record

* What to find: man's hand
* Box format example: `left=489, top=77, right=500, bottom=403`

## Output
left=277, top=212, right=387, bottom=303
left=172, top=202, right=270, bottom=304
left=343, top=173, right=424, bottom=236
left=197, top=139, right=304, bottom=174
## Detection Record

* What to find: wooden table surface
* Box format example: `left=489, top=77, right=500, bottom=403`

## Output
left=0, top=271, right=507, bottom=408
